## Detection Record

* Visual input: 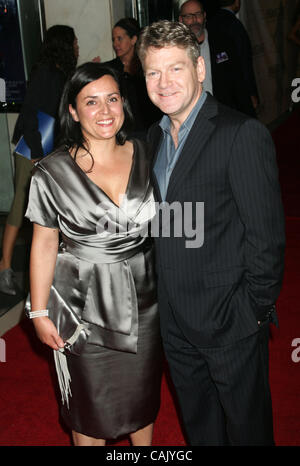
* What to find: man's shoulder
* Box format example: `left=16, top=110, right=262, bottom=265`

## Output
left=207, top=26, right=238, bottom=57
left=209, top=9, right=238, bottom=25
left=198, top=95, right=258, bottom=134
left=211, top=100, right=270, bottom=142
left=208, top=10, right=248, bottom=38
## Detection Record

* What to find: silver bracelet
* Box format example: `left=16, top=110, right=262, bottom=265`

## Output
left=28, top=309, right=49, bottom=319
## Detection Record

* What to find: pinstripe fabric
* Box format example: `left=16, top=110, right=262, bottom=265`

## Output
left=148, top=94, right=285, bottom=445
left=148, top=93, right=285, bottom=348
left=163, top=307, right=274, bottom=445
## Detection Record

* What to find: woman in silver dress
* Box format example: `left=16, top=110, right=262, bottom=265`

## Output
left=25, top=62, right=162, bottom=446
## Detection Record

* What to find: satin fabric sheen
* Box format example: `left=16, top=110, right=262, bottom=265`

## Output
left=25, top=139, right=162, bottom=438
left=26, top=139, right=156, bottom=353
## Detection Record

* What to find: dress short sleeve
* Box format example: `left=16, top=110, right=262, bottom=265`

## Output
left=25, top=168, right=59, bottom=229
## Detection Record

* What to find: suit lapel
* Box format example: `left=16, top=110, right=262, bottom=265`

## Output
left=166, top=94, right=218, bottom=201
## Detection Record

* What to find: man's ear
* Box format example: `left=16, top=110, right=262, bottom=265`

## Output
left=196, top=56, right=206, bottom=84
left=69, top=104, right=79, bottom=122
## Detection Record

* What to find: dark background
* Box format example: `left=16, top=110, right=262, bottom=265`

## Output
left=148, top=0, right=219, bottom=23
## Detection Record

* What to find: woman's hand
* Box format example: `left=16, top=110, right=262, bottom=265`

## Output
left=29, top=224, right=60, bottom=349
left=33, top=316, right=65, bottom=351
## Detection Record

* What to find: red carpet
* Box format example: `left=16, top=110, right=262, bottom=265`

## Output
left=0, top=320, right=186, bottom=446
left=0, top=111, right=299, bottom=446
left=273, top=110, right=300, bottom=218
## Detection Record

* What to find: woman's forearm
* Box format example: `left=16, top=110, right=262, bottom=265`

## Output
left=29, top=224, right=65, bottom=350
left=29, top=224, right=59, bottom=311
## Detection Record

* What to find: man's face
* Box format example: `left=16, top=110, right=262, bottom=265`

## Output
left=144, top=45, right=205, bottom=125
left=179, top=1, right=206, bottom=41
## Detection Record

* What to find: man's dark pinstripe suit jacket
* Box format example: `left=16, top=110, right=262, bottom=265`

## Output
left=148, top=93, right=286, bottom=348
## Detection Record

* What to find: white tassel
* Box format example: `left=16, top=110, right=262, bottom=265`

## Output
left=52, top=324, right=88, bottom=408
left=53, top=349, right=72, bottom=408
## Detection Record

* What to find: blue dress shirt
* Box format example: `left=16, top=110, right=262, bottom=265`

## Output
left=154, top=91, right=207, bottom=201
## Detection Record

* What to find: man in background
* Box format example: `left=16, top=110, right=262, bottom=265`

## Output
left=208, top=0, right=259, bottom=113
left=179, top=0, right=255, bottom=116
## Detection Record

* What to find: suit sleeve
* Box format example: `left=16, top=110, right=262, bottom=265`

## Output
left=233, top=23, right=259, bottom=99
left=228, top=119, right=285, bottom=319
left=226, top=39, right=256, bottom=117
left=210, top=33, right=255, bottom=117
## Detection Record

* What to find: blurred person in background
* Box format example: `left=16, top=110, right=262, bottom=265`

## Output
left=0, top=25, right=78, bottom=295
left=208, top=0, right=259, bottom=113
left=95, top=18, right=161, bottom=136
left=179, top=0, right=255, bottom=116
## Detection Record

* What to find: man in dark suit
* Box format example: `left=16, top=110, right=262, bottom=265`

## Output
left=208, top=0, right=259, bottom=113
left=179, top=0, right=255, bottom=117
left=137, top=20, right=285, bottom=445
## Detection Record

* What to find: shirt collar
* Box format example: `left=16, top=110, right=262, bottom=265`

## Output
left=201, top=28, right=208, bottom=45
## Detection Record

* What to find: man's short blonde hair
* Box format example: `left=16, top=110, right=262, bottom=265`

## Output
left=137, top=20, right=200, bottom=67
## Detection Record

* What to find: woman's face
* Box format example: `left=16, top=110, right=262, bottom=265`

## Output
left=112, top=26, right=137, bottom=61
left=69, top=74, right=125, bottom=143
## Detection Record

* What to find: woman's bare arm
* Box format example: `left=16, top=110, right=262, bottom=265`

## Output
left=29, top=223, right=64, bottom=350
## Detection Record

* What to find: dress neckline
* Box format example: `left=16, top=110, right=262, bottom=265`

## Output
left=67, top=139, right=136, bottom=209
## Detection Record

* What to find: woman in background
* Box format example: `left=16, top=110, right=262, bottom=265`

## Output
left=0, top=25, right=78, bottom=295
left=102, top=18, right=161, bottom=136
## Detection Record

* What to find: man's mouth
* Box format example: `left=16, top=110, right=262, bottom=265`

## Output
left=159, top=92, right=176, bottom=97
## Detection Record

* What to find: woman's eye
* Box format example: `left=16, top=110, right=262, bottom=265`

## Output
left=87, top=100, right=96, bottom=106
left=108, top=96, right=118, bottom=103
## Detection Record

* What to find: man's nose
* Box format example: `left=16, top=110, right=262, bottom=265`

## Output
left=158, top=72, right=170, bottom=88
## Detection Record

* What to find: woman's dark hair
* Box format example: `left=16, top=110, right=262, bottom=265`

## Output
left=35, top=25, right=77, bottom=77
left=59, top=62, right=133, bottom=163
left=114, top=17, right=140, bottom=38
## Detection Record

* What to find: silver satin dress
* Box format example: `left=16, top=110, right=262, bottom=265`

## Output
left=25, top=138, right=163, bottom=439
